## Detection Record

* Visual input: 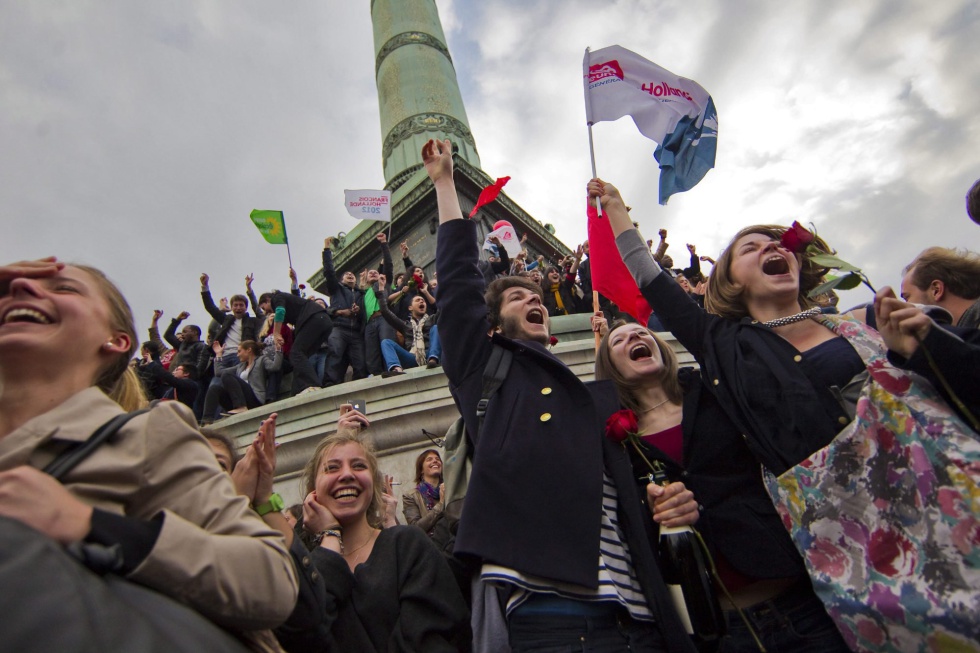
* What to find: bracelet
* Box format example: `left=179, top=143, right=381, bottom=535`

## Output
left=253, top=492, right=285, bottom=517
left=314, top=529, right=344, bottom=553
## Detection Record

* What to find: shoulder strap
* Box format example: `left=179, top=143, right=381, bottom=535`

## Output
left=473, top=344, right=513, bottom=445
left=43, top=408, right=151, bottom=481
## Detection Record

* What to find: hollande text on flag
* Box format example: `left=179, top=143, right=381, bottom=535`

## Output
left=344, top=189, right=392, bottom=222
left=584, top=45, right=717, bottom=204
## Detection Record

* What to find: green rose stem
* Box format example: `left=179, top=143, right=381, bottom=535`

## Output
left=914, top=335, right=980, bottom=432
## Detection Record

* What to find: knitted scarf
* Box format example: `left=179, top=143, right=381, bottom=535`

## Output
left=409, top=314, right=431, bottom=366
left=549, top=283, right=567, bottom=315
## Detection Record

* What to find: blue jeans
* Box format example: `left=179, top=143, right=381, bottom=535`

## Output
left=718, top=580, right=849, bottom=653
left=380, top=325, right=441, bottom=371
left=508, top=602, right=667, bottom=652
left=309, top=350, right=327, bottom=386
left=205, top=352, right=239, bottom=421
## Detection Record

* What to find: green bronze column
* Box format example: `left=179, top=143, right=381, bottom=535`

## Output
left=371, top=0, right=481, bottom=191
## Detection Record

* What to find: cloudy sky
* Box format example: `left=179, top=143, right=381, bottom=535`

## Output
left=3, top=0, right=978, bottom=339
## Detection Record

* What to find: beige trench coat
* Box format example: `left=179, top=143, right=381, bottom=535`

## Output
left=0, top=387, right=298, bottom=630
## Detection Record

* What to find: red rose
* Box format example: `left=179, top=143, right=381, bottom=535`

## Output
left=549, top=336, right=558, bottom=347
left=780, top=221, right=814, bottom=254
left=413, top=273, right=424, bottom=288
left=604, top=409, right=638, bottom=444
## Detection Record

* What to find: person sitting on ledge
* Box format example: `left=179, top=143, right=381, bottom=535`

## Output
left=375, top=274, right=440, bottom=377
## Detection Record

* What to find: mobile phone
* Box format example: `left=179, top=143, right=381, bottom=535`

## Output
left=348, top=398, right=367, bottom=415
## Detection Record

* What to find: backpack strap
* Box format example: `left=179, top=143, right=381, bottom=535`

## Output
left=473, top=344, right=513, bottom=446
left=43, top=408, right=151, bottom=481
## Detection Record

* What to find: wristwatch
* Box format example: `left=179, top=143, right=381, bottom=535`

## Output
left=253, top=492, right=285, bottom=516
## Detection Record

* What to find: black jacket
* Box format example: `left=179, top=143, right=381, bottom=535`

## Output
left=201, top=291, right=263, bottom=346
left=437, top=219, right=696, bottom=653
left=637, top=271, right=853, bottom=475
left=269, top=291, right=330, bottom=333
left=163, top=319, right=209, bottom=377
left=321, top=247, right=365, bottom=331
left=626, top=368, right=805, bottom=581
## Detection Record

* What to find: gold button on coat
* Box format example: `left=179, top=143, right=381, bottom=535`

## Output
left=541, top=387, right=552, bottom=395
left=540, top=413, right=552, bottom=422
left=838, top=416, right=849, bottom=425
left=793, top=355, right=802, bottom=362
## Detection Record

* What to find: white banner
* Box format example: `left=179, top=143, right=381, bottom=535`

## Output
left=482, top=224, right=522, bottom=259
left=584, top=45, right=711, bottom=144
left=344, top=189, right=391, bottom=222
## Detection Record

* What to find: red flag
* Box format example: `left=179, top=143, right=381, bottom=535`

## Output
left=469, top=176, right=511, bottom=217
left=587, top=204, right=652, bottom=325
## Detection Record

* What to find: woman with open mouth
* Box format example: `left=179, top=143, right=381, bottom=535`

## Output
left=589, top=178, right=980, bottom=651
left=0, top=257, right=298, bottom=650
left=594, top=319, right=849, bottom=652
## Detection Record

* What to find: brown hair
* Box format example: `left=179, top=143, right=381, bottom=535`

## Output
left=484, top=276, right=545, bottom=330
left=904, top=247, right=980, bottom=300
left=201, top=428, right=240, bottom=471
left=413, top=449, right=442, bottom=484
left=238, top=340, right=263, bottom=357
left=595, top=320, right=683, bottom=413
left=703, top=225, right=833, bottom=321
left=72, top=265, right=148, bottom=409
left=230, top=294, right=249, bottom=307
left=301, top=431, right=385, bottom=529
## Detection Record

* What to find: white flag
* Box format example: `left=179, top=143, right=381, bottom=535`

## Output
left=344, top=189, right=392, bottom=222
left=584, top=45, right=717, bottom=204
left=482, top=224, right=522, bottom=260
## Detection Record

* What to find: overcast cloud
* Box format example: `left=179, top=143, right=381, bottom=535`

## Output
left=2, top=0, right=978, bottom=339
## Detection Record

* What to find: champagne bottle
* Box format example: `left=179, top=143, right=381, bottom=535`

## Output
left=648, top=462, right=725, bottom=652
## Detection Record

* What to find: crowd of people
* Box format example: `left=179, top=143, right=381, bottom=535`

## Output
left=130, top=202, right=727, bottom=427
left=0, top=144, right=978, bottom=653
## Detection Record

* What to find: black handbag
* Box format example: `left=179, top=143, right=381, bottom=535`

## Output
left=0, top=407, right=256, bottom=653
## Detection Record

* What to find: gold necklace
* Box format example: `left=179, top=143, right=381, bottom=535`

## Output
left=640, top=398, right=671, bottom=413
left=342, top=530, right=378, bottom=561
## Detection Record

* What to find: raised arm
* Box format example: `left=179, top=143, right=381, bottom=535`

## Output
left=683, top=244, right=702, bottom=280
left=163, top=312, right=189, bottom=349
left=321, top=238, right=341, bottom=294
left=375, top=276, right=408, bottom=332
left=148, top=310, right=167, bottom=351
left=200, top=273, right=226, bottom=322
left=378, top=233, right=393, bottom=281
left=423, top=139, right=464, bottom=224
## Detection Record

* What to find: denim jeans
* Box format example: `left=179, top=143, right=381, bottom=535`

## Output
left=309, top=350, right=327, bottom=386
left=508, top=604, right=667, bottom=652
left=380, top=325, right=441, bottom=371
left=718, top=580, right=849, bottom=653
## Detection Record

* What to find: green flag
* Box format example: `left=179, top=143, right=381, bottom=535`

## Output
left=249, top=210, right=288, bottom=244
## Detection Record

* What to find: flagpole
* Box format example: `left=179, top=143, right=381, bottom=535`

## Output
left=281, top=212, right=295, bottom=270
left=583, top=47, right=602, bottom=214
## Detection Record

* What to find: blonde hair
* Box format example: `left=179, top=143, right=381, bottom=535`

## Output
left=703, top=225, right=833, bottom=321
left=595, top=320, right=683, bottom=414
left=301, top=430, right=385, bottom=529
left=72, top=265, right=148, bottom=409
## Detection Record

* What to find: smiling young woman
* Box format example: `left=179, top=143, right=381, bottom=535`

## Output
left=285, top=430, right=470, bottom=651
left=0, top=257, right=299, bottom=649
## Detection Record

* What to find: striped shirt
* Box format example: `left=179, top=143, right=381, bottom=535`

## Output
left=481, top=472, right=654, bottom=621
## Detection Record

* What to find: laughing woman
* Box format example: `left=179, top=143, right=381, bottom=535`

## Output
left=589, top=179, right=980, bottom=650
left=0, top=257, right=297, bottom=649
left=595, top=320, right=850, bottom=652
left=402, top=449, right=446, bottom=537
left=289, top=429, right=470, bottom=652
